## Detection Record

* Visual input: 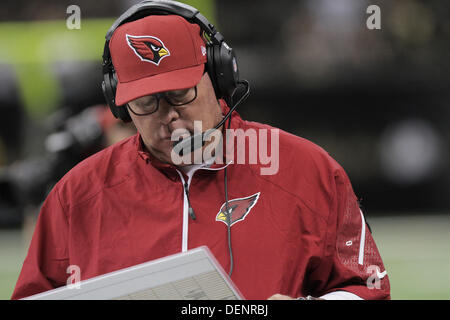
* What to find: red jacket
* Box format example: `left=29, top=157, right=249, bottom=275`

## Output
left=12, top=104, right=390, bottom=300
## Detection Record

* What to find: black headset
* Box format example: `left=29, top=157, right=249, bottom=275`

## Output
left=102, top=0, right=240, bottom=122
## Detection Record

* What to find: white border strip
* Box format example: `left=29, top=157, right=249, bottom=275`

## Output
left=176, top=168, right=200, bottom=253
left=358, top=209, right=366, bottom=265
left=176, top=171, right=189, bottom=252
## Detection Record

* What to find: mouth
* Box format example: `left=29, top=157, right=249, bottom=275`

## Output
left=160, top=135, right=173, bottom=140
left=168, top=128, right=193, bottom=142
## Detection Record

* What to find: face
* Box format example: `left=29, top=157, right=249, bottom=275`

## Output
left=128, top=72, right=223, bottom=165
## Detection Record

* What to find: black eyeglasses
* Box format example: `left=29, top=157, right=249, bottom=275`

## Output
left=127, top=86, right=197, bottom=116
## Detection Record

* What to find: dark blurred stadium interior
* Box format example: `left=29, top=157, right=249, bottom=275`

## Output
left=0, top=0, right=449, bottom=229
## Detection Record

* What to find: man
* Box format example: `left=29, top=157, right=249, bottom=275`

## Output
left=12, top=3, right=390, bottom=300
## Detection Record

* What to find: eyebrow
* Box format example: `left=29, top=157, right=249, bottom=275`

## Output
left=133, top=95, right=156, bottom=105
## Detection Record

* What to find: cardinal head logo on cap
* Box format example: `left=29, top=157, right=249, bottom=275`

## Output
left=126, top=34, right=170, bottom=66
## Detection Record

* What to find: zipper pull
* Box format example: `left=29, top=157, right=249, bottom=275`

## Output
left=184, top=182, right=196, bottom=220
left=188, top=207, right=196, bottom=221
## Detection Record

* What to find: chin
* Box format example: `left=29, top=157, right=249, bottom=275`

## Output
left=158, top=145, right=174, bottom=162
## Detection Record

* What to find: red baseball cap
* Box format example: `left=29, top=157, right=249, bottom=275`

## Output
left=109, top=15, right=207, bottom=106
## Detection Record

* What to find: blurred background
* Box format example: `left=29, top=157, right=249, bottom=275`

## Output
left=0, top=0, right=449, bottom=299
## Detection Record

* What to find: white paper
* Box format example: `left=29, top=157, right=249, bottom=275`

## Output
left=24, top=246, right=243, bottom=300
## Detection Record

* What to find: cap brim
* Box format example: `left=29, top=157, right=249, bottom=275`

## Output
left=115, top=64, right=205, bottom=106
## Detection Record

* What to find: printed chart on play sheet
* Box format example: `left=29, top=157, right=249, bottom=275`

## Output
left=114, top=270, right=237, bottom=300
left=24, top=246, right=243, bottom=300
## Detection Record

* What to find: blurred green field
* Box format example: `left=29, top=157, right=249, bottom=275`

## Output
left=1, top=214, right=449, bottom=300
left=0, top=228, right=27, bottom=300
left=368, top=214, right=450, bottom=299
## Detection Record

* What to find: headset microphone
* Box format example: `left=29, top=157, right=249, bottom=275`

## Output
left=173, top=80, right=250, bottom=156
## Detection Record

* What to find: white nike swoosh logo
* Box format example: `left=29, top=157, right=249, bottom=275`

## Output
left=376, top=270, right=387, bottom=279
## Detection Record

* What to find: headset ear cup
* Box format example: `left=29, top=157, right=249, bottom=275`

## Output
left=116, top=105, right=132, bottom=123
left=102, top=74, right=117, bottom=118
left=102, top=71, right=132, bottom=123
left=206, top=44, right=220, bottom=99
left=214, top=42, right=239, bottom=99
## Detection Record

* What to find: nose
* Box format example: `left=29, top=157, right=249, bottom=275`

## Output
left=159, top=100, right=180, bottom=126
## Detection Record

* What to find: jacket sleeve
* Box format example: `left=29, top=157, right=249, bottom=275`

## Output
left=11, top=185, right=70, bottom=300
left=306, top=166, right=391, bottom=300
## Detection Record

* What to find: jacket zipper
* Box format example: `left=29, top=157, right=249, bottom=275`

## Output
left=176, top=170, right=195, bottom=252
left=175, top=162, right=231, bottom=253
left=183, top=182, right=196, bottom=220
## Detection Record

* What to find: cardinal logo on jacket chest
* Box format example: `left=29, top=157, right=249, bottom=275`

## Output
left=215, top=193, right=260, bottom=227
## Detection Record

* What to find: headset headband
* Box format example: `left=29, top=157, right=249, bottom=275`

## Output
left=103, top=1, right=223, bottom=58
left=107, top=1, right=223, bottom=42
left=102, top=1, right=225, bottom=79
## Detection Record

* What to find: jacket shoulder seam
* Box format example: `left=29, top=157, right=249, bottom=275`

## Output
left=60, top=149, right=139, bottom=210
left=247, top=167, right=328, bottom=224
